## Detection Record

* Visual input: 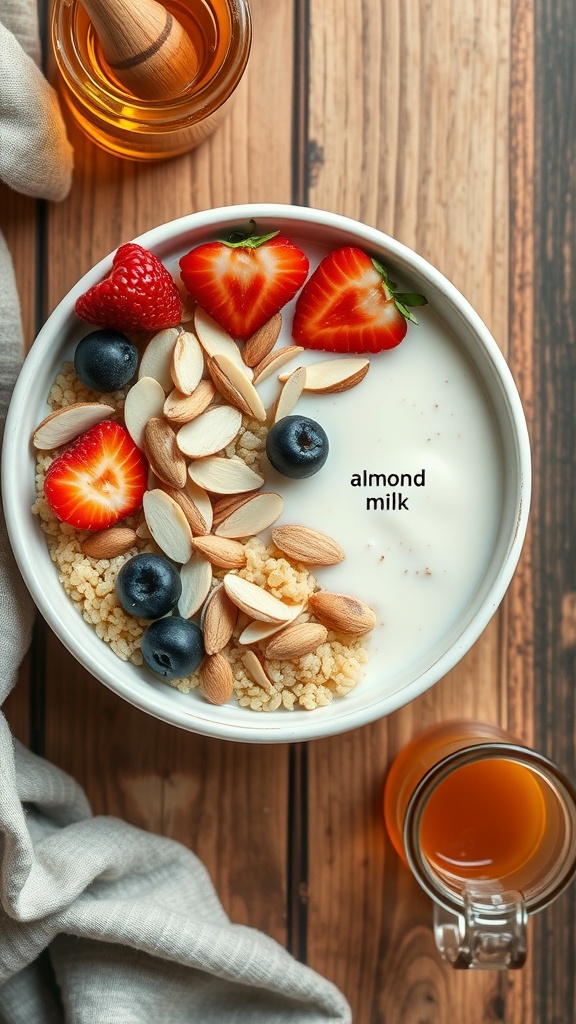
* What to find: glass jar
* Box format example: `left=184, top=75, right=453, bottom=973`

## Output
left=51, top=0, right=252, bottom=160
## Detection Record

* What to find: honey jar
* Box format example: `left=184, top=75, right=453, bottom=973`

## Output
left=51, top=0, right=252, bottom=160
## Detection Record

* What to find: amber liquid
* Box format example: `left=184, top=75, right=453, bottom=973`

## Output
left=419, top=757, right=547, bottom=882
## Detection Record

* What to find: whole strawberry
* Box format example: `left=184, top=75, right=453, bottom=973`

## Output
left=75, top=243, right=182, bottom=333
left=179, top=222, right=309, bottom=340
left=292, top=246, right=427, bottom=353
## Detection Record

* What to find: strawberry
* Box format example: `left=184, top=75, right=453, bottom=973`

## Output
left=292, top=246, right=427, bottom=353
left=44, top=420, right=148, bottom=531
left=179, top=222, right=309, bottom=340
left=75, top=243, right=182, bottom=333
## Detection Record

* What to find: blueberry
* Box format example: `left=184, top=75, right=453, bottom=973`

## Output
left=141, top=617, right=204, bottom=679
left=266, top=415, right=329, bottom=479
left=74, top=329, right=138, bottom=391
left=116, top=553, right=181, bottom=619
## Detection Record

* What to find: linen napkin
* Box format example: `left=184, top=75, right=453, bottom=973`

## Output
left=0, top=3, right=352, bottom=1021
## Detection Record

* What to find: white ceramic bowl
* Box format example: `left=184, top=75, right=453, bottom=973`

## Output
left=2, top=204, right=530, bottom=742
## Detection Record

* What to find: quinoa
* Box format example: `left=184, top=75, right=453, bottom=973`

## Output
left=33, top=365, right=370, bottom=711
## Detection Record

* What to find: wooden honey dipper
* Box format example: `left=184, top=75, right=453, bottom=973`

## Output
left=80, top=0, right=200, bottom=101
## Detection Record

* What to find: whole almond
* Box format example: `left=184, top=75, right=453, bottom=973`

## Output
left=81, top=526, right=138, bottom=559
left=33, top=402, right=115, bottom=450
left=163, top=380, right=216, bottom=424
left=264, top=621, right=328, bottom=660
left=203, top=585, right=238, bottom=654
left=193, top=535, right=247, bottom=569
left=200, top=652, right=234, bottom=705
left=144, top=417, right=187, bottom=488
left=272, top=525, right=345, bottom=565
left=242, top=312, right=282, bottom=367
left=308, top=592, right=377, bottom=634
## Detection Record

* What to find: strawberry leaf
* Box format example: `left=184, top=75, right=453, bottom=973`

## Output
left=223, top=221, right=280, bottom=250
left=371, top=258, right=427, bottom=324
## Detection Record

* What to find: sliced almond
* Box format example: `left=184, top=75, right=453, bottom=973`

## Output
left=242, top=312, right=282, bottom=368
left=207, top=354, right=266, bottom=422
left=178, top=551, right=213, bottom=618
left=272, top=525, right=345, bottom=565
left=33, top=402, right=115, bottom=450
left=138, top=327, right=180, bottom=392
left=124, top=377, right=166, bottom=449
left=271, top=365, right=307, bottom=423
left=184, top=478, right=213, bottom=532
left=81, top=526, right=138, bottom=559
left=215, top=491, right=284, bottom=539
left=144, top=417, right=187, bottom=489
left=160, top=483, right=208, bottom=535
left=278, top=357, right=370, bottom=394
left=176, top=404, right=242, bottom=459
left=163, top=379, right=216, bottom=424
left=238, top=603, right=304, bottom=645
left=243, top=650, right=274, bottom=692
left=192, top=535, right=247, bottom=569
left=188, top=456, right=264, bottom=495
left=211, top=490, right=260, bottom=528
left=308, top=592, right=377, bottom=634
left=264, top=621, right=328, bottom=660
left=200, top=652, right=234, bottom=705
left=203, top=585, right=238, bottom=655
left=252, top=345, right=304, bottom=385
left=194, top=306, right=253, bottom=378
left=223, top=574, right=294, bottom=624
left=170, top=330, right=204, bottom=395
left=143, top=489, right=193, bottom=563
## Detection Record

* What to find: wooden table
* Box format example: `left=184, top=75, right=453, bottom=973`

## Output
left=2, top=0, right=575, bottom=1019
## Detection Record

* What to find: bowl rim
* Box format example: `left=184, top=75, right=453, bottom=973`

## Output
left=2, top=203, right=531, bottom=742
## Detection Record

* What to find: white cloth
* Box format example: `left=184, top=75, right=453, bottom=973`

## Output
left=0, top=4, right=351, bottom=1021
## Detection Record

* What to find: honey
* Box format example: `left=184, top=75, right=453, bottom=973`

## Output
left=51, top=0, right=252, bottom=160
left=419, top=756, right=547, bottom=882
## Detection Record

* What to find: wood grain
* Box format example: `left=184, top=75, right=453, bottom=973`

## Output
left=531, top=0, right=576, bottom=1019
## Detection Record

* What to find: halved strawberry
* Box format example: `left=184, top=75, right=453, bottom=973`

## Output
left=179, top=222, right=309, bottom=340
left=44, top=420, right=148, bottom=531
left=292, top=246, right=427, bottom=353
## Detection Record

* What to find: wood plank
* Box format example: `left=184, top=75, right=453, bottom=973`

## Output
left=304, top=0, right=534, bottom=1018
left=41, top=0, right=297, bottom=942
left=0, top=183, right=38, bottom=748
left=531, top=0, right=576, bottom=1018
